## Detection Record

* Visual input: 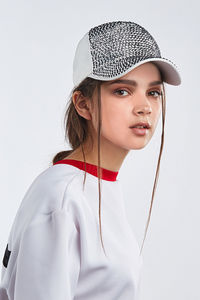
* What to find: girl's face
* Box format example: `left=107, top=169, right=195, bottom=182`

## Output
left=91, top=62, right=163, bottom=151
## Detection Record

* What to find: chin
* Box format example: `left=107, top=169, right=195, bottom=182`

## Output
left=130, top=139, right=150, bottom=150
left=131, top=145, right=147, bottom=150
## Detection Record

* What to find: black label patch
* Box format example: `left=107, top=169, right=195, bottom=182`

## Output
left=3, top=244, right=11, bottom=268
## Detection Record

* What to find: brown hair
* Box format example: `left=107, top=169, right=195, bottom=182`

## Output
left=52, top=71, right=166, bottom=257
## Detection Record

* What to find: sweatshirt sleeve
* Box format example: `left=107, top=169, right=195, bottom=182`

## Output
left=14, top=208, right=80, bottom=300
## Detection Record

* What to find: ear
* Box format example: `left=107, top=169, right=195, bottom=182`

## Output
left=72, top=91, right=92, bottom=121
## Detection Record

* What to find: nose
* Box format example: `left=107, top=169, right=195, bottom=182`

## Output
left=133, top=103, right=152, bottom=116
left=133, top=94, right=152, bottom=115
left=135, top=106, right=152, bottom=115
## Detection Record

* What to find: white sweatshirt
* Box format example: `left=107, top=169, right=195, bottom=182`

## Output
left=0, top=159, right=143, bottom=300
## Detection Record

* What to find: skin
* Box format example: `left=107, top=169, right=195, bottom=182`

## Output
left=64, top=62, right=163, bottom=172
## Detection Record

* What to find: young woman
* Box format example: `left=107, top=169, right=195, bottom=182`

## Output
left=0, top=21, right=181, bottom=300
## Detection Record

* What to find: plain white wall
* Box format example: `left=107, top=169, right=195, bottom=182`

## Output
left=0, top=0, right=199, bottom=299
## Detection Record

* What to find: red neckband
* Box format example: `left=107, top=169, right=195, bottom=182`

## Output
left=53, top=159, right=118, bottom=181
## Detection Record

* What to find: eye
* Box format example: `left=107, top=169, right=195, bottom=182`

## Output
left=113, top=89, right=129, bottom=96
left=149, top=90, right=162, bottom=98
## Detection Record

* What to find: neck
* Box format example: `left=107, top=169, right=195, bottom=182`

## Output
left=66, top=136, right=129, bottom=172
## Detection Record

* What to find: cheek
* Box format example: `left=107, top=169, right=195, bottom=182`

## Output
left=154, top=103, right=162, bottom=122
left=151, top=103, right=162, bottom=132
left=100, top=101, right=128, bottom=138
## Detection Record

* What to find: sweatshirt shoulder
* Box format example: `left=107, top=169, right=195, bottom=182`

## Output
left=19, top=164, right=83, bottom=214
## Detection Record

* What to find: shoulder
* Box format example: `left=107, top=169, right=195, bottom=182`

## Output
left=19, top=164, right=84, bottom=214
left=6, top=164, right=85, bottom=249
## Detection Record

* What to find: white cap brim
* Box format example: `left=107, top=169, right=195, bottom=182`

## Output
left=87, top=57, right=182, bottom=86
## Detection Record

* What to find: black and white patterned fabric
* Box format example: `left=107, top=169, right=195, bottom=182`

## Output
left=73, top=21, right=181, bottom=86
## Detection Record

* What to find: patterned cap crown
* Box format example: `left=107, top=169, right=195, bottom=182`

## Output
left=88, top=21, right=162, bottom=78
left=73, top=20, right=181, bottom=86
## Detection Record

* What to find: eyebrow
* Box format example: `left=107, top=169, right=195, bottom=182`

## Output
left=107, top=79, right=163, bottom=87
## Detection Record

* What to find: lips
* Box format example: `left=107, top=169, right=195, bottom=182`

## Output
left=130, top=122, right=151, bottom=129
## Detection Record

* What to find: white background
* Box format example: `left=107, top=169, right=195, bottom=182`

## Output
left=0, top=0, right=199, bottom=299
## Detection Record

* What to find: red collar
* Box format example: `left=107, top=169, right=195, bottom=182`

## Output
left=53, top=159, right=118, bottom=181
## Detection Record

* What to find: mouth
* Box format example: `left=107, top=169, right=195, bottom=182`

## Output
left=129, top=121, right=151, bottom=136
left=130, top=127, right=150, bottom=136
left=129, top=122, right=151, bottom=129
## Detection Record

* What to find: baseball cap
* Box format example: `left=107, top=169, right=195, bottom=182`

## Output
left=72, top=21, right=181, bottom=87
